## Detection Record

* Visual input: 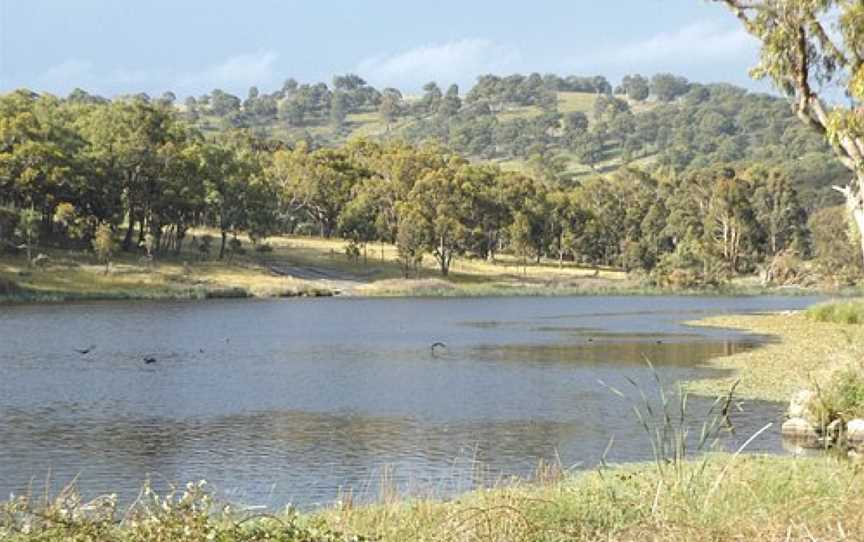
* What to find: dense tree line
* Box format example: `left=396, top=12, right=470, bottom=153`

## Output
left=52, top=71, right=844, bottom=205
left=4, top=86, right=853, bottom=286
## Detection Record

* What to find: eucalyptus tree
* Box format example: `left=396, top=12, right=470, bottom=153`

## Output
left=270, top=144, right=367, bottom=238
left=715, top=0, right=864, bottom=264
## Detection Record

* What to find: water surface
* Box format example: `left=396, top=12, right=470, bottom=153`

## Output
left=0, top=295, right=818, bottom=508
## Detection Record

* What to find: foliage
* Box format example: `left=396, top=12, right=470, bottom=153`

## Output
left=91, top=223, right=114, bottom=273
left=0, top=81, right=846, bottom=281
left=15, top=207, right=40, bottom=264
left=806, top=300, right=864, bottom=325
left=714, top=0, right=864, bottom=265
left=0, top=480, right=367, bottom=542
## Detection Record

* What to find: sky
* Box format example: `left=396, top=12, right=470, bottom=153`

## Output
left=0, top=0, right=771, bottom=98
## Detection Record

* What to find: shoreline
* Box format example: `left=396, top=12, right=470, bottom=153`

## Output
left=684, top=311, right=864, bottom=402
left=0, top=276, right=841, bottom=305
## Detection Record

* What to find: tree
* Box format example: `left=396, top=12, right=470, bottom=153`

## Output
left=438, top=85, right=462, bottom=118
left=92, top=223, right=114, bottom=273
left=420, top=82, right=443, bottom=115
left=714, top=0, right=864, bottom=266
left=270, top=145, right=365, bottom=237
left=330, top=91, right=349, bottom=128
left=16, top=207, right=40, bottom=265
left=395, top=202, right=429, bottom=277
left=572, top=133, right=605, bottom=172
left=406, top=167, right=471, bottom=276
left=619, top=74, right=650, bottom=101
left=338, top=187, right=379, bottom=264
left=379, top=88, right=403, bottom=128
left=509, top=212, right=533, bottom=274
left=650, top=73, right=690, bottom=102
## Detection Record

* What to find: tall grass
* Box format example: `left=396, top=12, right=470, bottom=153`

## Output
left=806, top=299, right=864, bottom=324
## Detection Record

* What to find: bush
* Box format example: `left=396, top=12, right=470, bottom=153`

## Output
left=0, top=480, right=368, bottom=541
left=255, top=242, right=273, bottom=253
left=650, top=248, right=727, bottom=289
left=806, top=300, right=864, bottom=325
left=760, top=250, right=811, bottom=286
left=808, top=367, right=864, bottom=422
left=345, top=240, right=361, bottom=262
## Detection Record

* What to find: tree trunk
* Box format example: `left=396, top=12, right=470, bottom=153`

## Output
left=835, top=177, right=864, bottom=269
left=219, top=230, right=227, bottom=260
left=122, top=211, right=135, bottom=251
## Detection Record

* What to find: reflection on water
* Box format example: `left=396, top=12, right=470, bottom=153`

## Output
left=0, top=295, right=819, bottom=508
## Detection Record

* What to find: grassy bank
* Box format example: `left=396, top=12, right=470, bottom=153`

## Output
left=2, top=231, right=846, bottom=304
left=685, top=306, right=864, bottom=401
left=0, top=231, right=633, bottom=304
left=5, top=455, right=862, bottom=541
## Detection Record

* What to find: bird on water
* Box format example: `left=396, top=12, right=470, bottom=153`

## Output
left=74, top=345, right=96, bottom=355
left=143, top=356, right=157, bottom=364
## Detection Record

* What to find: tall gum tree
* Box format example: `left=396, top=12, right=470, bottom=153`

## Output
left=714, top=0, right=864, bottom=263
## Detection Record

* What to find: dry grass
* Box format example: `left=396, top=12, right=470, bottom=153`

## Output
left=557, top=92, right=599, bottom=114
left=685, top=311, right=864, bottom=401
left=0, top=231, right=631, bottom=303
left=319, top=455, right=864, bottom=541
left=6, top=454, right=862, bottom=541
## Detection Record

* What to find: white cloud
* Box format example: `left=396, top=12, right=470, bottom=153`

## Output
left=175, top=51, right=279, bottom=94
left=594, top=21, right=758, bottom=69
left=357, top=38, right=521, bottom=91
left=32, top=51, right=280, bottom=97
left=38, top=59, right=95, bottom=83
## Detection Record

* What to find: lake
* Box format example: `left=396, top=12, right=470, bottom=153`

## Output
left=0, top=295, right=819, bottom=509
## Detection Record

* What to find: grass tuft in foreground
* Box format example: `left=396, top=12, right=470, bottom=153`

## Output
left=4, top=456, right=862, bottom=541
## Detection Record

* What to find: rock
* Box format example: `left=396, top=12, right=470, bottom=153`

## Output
left=782, top=417, right=821, bottom=445
left=846, top=419, right=864, bottom=446
left=787, top=389, right=815, bottom=419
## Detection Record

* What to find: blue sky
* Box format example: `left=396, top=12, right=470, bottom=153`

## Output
left=0, top=0, right=768, bottom=98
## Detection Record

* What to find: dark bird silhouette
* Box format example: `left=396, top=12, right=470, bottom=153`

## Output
left=430, top=342, right=447, bottom=356
left=74, top=345, right=96, bottom=355
left=199, top=348, right=205, bottom=353
left=143, top=356, right=157, bottom=364
left=655, top=340, right=664, bottom=345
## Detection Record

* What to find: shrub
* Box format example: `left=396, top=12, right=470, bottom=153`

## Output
left=0, top=480, right=368, bottom=541
left=650, top=249, right=727, bottom=290
left=255, top=242, right=273, bottom=253
left=91, top=223, right=115, bottom=273
left=806, top=300, right=864, bottom=325
left=345, top=240, right=361, bottom=262
left=808, top=367, right=864, bottom=423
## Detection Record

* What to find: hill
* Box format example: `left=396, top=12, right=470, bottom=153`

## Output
left=153, top=72, right=847, bottom=203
